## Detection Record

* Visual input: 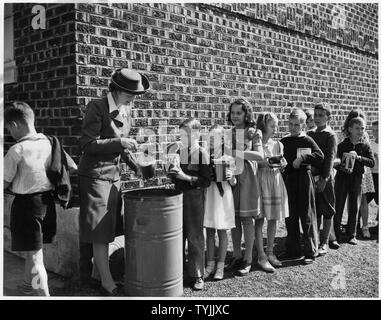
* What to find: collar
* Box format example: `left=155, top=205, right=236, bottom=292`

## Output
left=17, top=132, right=42, bottom=143
left=311, top=126, right=333, bottom=133
left=107, top=92, right=118, bottom=113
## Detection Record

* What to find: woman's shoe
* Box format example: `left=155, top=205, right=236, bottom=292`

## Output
left=237, top=260, right=252, bottom=276
left=257, top=258, right=276, bottom=273
left=193, top=277, right=204, bottom=291
left=99, top=286, right=119, bottom=297
left=267, top=253, right=282, bottom=268
left=348, top=237, right=358, bottom=245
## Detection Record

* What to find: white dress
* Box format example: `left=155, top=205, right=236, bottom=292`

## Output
left=204, top=181, right=236, bottom=230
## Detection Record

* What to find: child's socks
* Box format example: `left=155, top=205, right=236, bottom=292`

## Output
left=214, top=261, right=225, bottom=280
left=204, top=260, right=216, bottom=278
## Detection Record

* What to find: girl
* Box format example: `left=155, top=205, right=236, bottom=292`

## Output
left=227, top=99, right=275, bottom=276
left=203, top=125, right=236, bottom=280
left=257, top=113, right=289, bottom=268
left=338, top=110, right=374, bottom=240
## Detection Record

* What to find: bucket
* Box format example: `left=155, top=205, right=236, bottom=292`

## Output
left=124, top=189, right=183, bottom=297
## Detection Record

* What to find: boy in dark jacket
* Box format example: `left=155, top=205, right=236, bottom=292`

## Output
left=334, top=117, right=375, bottom=245
left=307, top=103, right=338, bottom=254
left=281, top=108, right=324, bottom=264
left=172, top=118, right=211, bottom=290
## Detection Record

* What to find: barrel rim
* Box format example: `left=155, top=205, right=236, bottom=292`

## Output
left=123, top=188, right=183, bottom=199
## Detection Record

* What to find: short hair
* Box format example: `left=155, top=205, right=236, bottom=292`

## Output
left=257, top=112, right=278, bottom=133
left=289, top=108, right=307, bottom=123
left=303, top=108, right=314, bottom=120
left=314, top=103, right=332, bottom=117
left=4, top=101, right=35, bottom=126
left=372, top=120, right=378, bottom=126
left=343, top=109, right=366, bottom=136
left=179, top=118, right=201, bottom=131
left=227, top=98, right=255, bottom=127
left=349, top=117, right=365, bottom=128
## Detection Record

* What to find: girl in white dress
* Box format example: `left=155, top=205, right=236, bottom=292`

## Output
left=203, top=125, right=236, bottom=280
left=257, top=113, right=289, bottom=268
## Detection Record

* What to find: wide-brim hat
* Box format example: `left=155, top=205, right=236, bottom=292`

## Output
left=110, top=68, right=150, bottom=95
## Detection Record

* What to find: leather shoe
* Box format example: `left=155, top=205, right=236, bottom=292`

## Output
left=257, top=259, right=275, bottom=273
left=267, top=254, right=282, bottom=268
left=99, top=286, right=119, bottom=297
left=329, top=240, right=340, bottom=249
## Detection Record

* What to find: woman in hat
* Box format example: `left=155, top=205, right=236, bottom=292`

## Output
left=78, top=68, right=149, bottom=295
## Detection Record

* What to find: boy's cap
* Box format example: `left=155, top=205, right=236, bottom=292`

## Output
left=111, top=68, right=149, bottom=95
left=314, top=102, right=332, bottom=116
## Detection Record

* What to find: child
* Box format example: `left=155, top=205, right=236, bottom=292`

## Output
left=227, top=99, right=274, bottom=275
left=307, top=103, right=338, bottom=255
left=281, top=108, right=324, bottom=264
left=3, top=102, right=55, bottom=296
left=334, top=116, right=375, bottom=245
left=368, top=121, right=379, bottom=234
left=257, top=112, right=289, bottom=268
left=172, top=118, right=211, bottom=290
left=203, top=125, right=236, bottom=281
left=304, top=109, right=316, bottom=131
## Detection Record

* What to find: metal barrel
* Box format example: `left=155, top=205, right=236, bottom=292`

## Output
left=123, top=189, right=183, bottom=297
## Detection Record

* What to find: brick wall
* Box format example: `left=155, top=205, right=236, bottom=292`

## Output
left=4, top=2, right=379, bottom=195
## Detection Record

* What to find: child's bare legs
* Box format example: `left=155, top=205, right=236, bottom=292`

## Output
left=206, top=228, right=216, bottom=262
left=231, top=216, right=243, bottom=259
left=93, top=243, right=116, bottom=292
left=255, top=218, right=275, bottom=272
left=241, top=217, right=254, bottom=264
left=217, top=230, right=228, bottom=263
left=214, top=230, right=228, bottom=280
left=25, top=249, right=50, bottom=296
left=205, top=228, right=216, bottom=278
left=360, top=194, right=370, bottom=238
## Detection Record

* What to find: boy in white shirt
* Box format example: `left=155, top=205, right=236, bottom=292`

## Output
left=3, top=102, right=74, bottom=296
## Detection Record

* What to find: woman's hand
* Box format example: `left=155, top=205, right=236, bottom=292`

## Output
left=121, top=138, right=138, bottom=152
left=225, top=169, right=233, bottom=180
left=175, top=169, right=189, bottom=181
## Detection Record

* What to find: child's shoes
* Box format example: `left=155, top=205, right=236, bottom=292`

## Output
left=213, top=262, right=225, bottom=281
left=204, top=261, right=216, bottom=279
left=266, top=253, right=282, bottom=268
left=362, top=227, right=371, bottom=239
left=193, top=277, right=204, bottom=291
left=257, top=258, right=275, bottom=273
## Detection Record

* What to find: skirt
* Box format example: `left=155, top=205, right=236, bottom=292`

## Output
left=11, top=191, right=56, bottom=251
left=362, top=166, right=375, bottom=194
left=79, top=176, right=123, bottom=244
left=258, top=167, right=289, bottom=221
left=232, top=160, right=262, bottom=218
left=204, top=182, right=235, bottom=230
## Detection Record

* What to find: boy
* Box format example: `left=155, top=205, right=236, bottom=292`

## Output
left=4, top=102, right=54, bottom=296
left=281, top=108, right=324, bottom=264
left=368, top=121, right=379, bottom=234
left=307, top=103, right=338, bottom=254
left=172, top=118, right=211, bottom=290
left=334, top=117, right=375, bottom=244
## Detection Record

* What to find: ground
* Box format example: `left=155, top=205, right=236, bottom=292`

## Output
left=3, top=202, right=379, bottom=298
